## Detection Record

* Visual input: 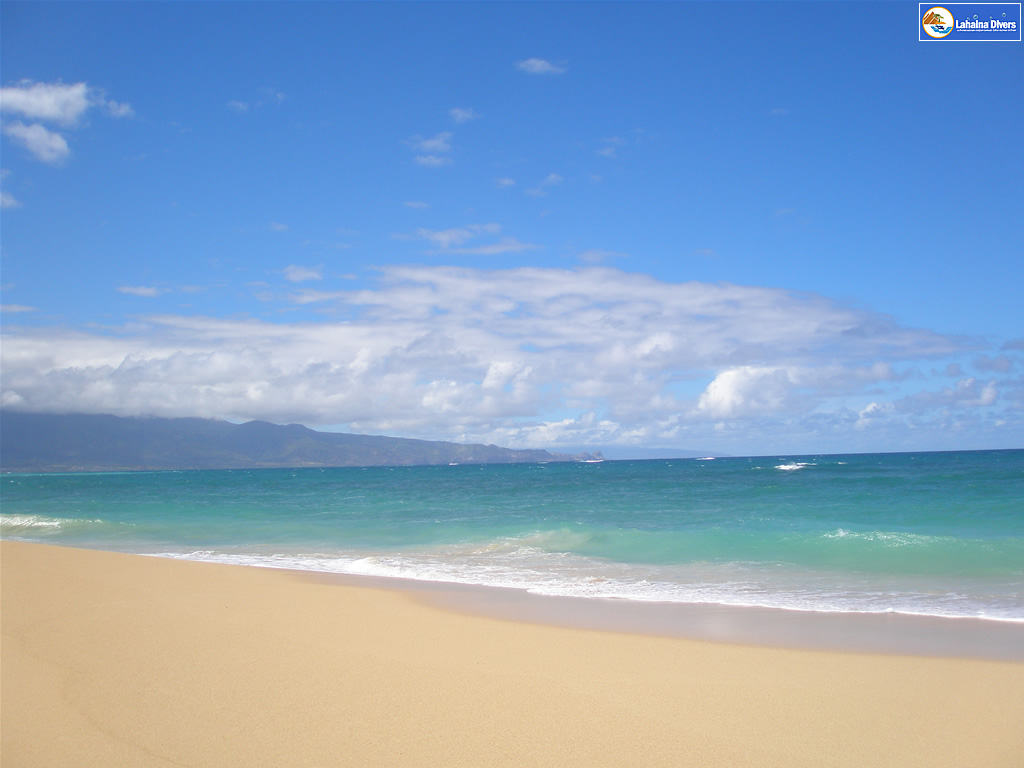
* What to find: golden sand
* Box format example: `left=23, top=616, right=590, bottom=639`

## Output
left=2, top=541, right=1022, bottom=767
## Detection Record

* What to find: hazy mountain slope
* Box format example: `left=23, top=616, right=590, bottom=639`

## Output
left=0, top=412, right=598, bottom=471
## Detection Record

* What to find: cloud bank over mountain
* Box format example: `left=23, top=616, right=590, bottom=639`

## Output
left=3, top=266, right=1015, bottom=454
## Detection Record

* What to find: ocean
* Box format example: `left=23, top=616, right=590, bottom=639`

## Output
left=3, top=449, right=1023, bottom=623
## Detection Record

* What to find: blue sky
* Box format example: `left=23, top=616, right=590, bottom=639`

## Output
left=1, top=1, right=1021, bottom=456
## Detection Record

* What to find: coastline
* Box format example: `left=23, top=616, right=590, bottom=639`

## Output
left=372, top=572, right=1024, bottom=662
left=3, top=540, right=1023, bottom=767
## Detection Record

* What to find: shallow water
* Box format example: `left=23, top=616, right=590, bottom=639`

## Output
left=4, top=449, right=1022, bottom=622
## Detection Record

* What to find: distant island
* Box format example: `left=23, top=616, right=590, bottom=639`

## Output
left=0, top=412, right=603, bottom=472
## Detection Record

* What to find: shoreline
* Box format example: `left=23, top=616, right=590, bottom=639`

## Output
left=4, top=541, right=1024, bottom=767
left=11, top=538, right=1024, bottom=660
left=296, top=565, right=1024, bottom=662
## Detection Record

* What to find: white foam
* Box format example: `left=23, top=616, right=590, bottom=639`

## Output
left=0, top=514, right=105, bottom=529
left=149, top=545, right=1024, bottom=623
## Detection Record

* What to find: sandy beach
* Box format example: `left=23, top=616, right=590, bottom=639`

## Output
left=2, top=541, right=1022, bottom=767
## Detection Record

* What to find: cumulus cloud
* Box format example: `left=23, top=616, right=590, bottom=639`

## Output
left=0, top=80, right=133, bottom=164
left=696, top=367, right=803, bottom=419
left=2, top=265, right=990, bottom=453
left=516, top=58, right=567, bottom=75
left=2, top=122, right=70, bottom=164
left=0, top=81, right=92, bottom=126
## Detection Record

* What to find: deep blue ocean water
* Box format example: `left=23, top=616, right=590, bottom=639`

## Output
left=3, top=450, right=1022, bottom=621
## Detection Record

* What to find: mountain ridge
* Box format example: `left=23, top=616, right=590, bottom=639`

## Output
left=0, top=412, right=601, bottom=472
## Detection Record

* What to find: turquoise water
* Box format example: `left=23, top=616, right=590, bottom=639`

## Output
left=3, top=450, right=1023, bottom=621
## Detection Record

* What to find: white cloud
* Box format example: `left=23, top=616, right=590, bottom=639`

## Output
left=526, top=173, right=563, bottom=197
left=450, top=237, right=540, bottom=256
left=227, top=100, right=250, bottom=113
left=287, top=289, right=349, bottom=305
left=2, top=122, right=70, bottom=164
left=117, top=285, right=162, bottom=297
left=258, top=87, right=286, bottom=105
left=0, top=81, right=91, bottom=126
left=414, top=155, right=452, bottom=168
left=0, top=80, right=133, bottom=164
left=283, top=265, right=322, bottom=283
left=409, top=131, right=453, bottom=154
left=268, top=221, right=289, bottom=232
left=449, top=107, right=480, bottom=123
left=412, top=224, right=538, bottom=255
left=105, top=100, right=134, bottom=118
left=516, top=58, right=567, bottom=75
left=578, top=249, right=627, bottom=265
left=1, top=304, right=37, bottom=313
left=416, top=227, right=474, bottom=249
left=1, top=190, right=21, bottom=208
left=404, top=200, right=430, bottom=210
left=696, top=367, right=802, bottom=419
left=496, top=177, right=516, bottom=188
left=855, top=401, right=893, bottom=430
left=897, top=377, right=998, bottom=411
left=3, top=266, right=986, bottom=455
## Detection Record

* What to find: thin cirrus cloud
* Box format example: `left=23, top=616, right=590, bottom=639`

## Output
left=2, top=265, right=996, bottom=452
left=449, top=107, right=480, bottom=123
left=283, top=265, right=323, bottom=283
left=415, top=155, right=452, bottom=168
left=226, top=88, right=287, bottom=114
left=526, top=173, right=563, bottom=197
left=515, top=58, right=567, bottom=75
left=413, top=224, right=539, bottom=255
left=117, top=285, right=162, bottom=297
left=0, top=80, right=133, bottom=164
left=407, top=131, right=454, bottom=167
